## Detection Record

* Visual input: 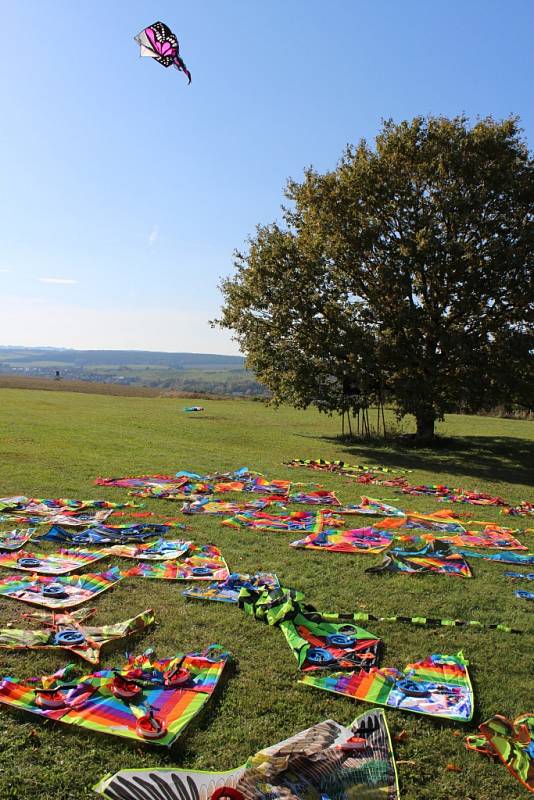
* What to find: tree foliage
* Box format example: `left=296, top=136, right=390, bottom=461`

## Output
left=216, top=116, right=534, bottom=438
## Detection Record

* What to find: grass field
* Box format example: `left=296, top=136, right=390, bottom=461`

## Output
left=0, top=387, right=532, bottom=800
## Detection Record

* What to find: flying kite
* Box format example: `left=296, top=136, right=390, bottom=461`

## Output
left=134, top=21, right=192, bottom=83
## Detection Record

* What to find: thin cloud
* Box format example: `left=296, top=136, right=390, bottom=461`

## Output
left=148, top=225, right=159, bottom=245
left=0, top=268, right=12, bottom=273
left=39, top=277, right=78, bottom=285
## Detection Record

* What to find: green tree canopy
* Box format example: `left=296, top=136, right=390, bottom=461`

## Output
left=216, top=115, right=533, bottom=438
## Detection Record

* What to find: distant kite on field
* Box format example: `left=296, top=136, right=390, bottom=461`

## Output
left=184, top=406, right=204, bottom=413
left=134, top=21, right=192, bottom=83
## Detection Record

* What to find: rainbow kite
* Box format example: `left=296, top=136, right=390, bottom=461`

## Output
left=0, top=547, right=108, bottom=575
left=107, top=539, right=192, bottom=561
left=183, top=572, right=280, bottom=603
left=288, top=490, right=340, bottom=505
left=0, top=497, right=139, bottom=515
left=181, top=497, right=269, bottom=515
left=395, top=527, right=527, bottom=551
left=291, top=527, right=394, bottom=554
left=337, top=496, right=406, bottom=517
left=95, top=707, right=400, bottom=799
left=0, top=608, right=155, bottom=664
left=126, top=544, right=229, bottom=581
left=301, top=652, right=473, bottom=722
left=223, top=510, right=325, bottom=534
left=0, top=567, right=123, bottom=609
left=366, top=540, right=473, bottom=577
left=375, top=510, right=468, bottom=534
left=0, top=646, right=230, bottom=746
left=0, top=528, right=36, bottom=551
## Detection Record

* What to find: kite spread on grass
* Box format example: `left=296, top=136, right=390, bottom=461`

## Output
left=0, top=646, right=230, bottom=746
left=0, top=608, right=154, bottom=664
left=95, top=708, right=400, bottom=800
left=126, top=543, right=229, bottom=581
left=183, top=572, right=280, bottom=604
left=38, top=522, right=186, bottom=546
left=290, top=526, right=394, bottom=554
left=238, top=585, right=381, bottom=672
left=365, top=540, right=473, bottom=577
left=0, top=547, right=108, bottom=575
left=0, top=528, right=36, bottom=551
left=466, top=714, right=534, bottom=794
left=0, top=567, right=123, bottom=609
left=301, top=651, right=474, bottom=722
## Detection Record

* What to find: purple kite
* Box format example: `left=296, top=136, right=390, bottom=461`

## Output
left=134, top=21, right=192, bottom=83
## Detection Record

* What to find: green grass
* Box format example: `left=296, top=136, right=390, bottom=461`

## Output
left=0, top=387, right=532, bottom=800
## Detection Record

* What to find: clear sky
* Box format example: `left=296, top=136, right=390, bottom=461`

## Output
left=1, top=0, right=532, bottom=354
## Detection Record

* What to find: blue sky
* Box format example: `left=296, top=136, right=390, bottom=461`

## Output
left=1, top=1, right=533, bottom=354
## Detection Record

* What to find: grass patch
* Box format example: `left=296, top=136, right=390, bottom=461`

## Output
left=0, top=388, right=532, bottom=799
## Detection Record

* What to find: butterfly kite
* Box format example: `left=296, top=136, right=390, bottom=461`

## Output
left=134, top=21, right=192, bottom=83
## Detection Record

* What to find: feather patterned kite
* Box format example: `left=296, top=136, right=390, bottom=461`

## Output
left=95, top=709, right=400, bottom=800
left=134, top=21, right=192, bottom=83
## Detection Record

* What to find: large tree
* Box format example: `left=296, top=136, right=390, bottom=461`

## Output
left=216, top=116, right=533, bottom=439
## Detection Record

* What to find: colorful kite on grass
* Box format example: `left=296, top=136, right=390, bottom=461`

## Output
left=0, top=528, right=36, bottom=551
left=288, top=490, right=340, bottom=505
left=0, top=608, right=154, bottom=664
left=107, top=539, right=192, bottom=561
left=239, top=585, right=381, bottom=671
left=0, top=567, right=123, bottom=609
left=365, top=540, right=473, bottom=577
left=0, top=497, right=138, bottom=515
left=96, top=475, right=205, bottom=501
left=466, top=713, right=534, bottom=794
left=301, top=651, right=474, bottom=722
left=394, top=526, right=527, bottom=550
left=184, top=406, right=204, bottom=412
left=96, top=469, right=291, bottom=498
left=375, top=510, right=467, bottom=534
left=337, top=496, right=405, bottom=517
left=454, top=549, right=534, bottom=566
left=134, top=21, right=192, bottom=83
left=39, top=523, right=185, bottom=546
left=245, top=477, right=291, bottom=496
left=0, top=646, right=230, bottom=746
left=126, top=544, right=229, bottom=581
left=291, top=527, right=394, bottom=554
left=0, top=547, right=108, bottom=575
left=284, top=458, right=406, bottom=475
left=0, top=510, right=114, bottom=527
left=183, top=572, right=280, bottom=603
left=503, top=501, right=534, bottom=517
left=95, top=708, right=400, bottom=800
left=182, top=497, right=269, bottom=515
left=223, top=510, right=325, bottom=534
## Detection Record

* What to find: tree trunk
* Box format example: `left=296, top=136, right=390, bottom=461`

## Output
left=415, top=410, right=436, bottom=440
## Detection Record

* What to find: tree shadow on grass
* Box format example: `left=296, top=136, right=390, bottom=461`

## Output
left=295, top=434, right=534, bottom=488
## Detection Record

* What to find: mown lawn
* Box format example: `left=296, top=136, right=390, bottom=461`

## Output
left=0, top=387, right=532, bottom=800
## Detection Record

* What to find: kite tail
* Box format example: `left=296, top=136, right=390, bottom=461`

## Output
left=174, top=56, right=191, bottom=83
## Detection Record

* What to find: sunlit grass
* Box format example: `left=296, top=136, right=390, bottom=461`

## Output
left=0, top=387, right=532, bottom=799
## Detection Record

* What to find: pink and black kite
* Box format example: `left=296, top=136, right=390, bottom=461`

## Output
left=134, top=21, right=191, bottom=83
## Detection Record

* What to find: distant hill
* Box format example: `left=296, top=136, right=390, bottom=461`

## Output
left=0, top=346, right=244, bottom=370
left=0, top=346, right=266, bottom=397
